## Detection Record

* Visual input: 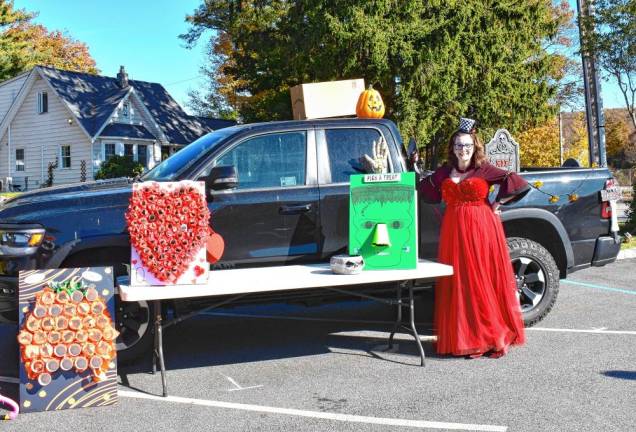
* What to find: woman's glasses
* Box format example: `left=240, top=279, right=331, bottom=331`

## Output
left=454, top=143, right=474, bottom=150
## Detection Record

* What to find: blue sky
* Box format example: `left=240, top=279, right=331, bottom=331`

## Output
left=15, top=0, right=626, bottom=114
left=15, top=0, right=208, bottom=113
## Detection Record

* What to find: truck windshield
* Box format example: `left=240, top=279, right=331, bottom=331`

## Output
left=141, top=127, right=236, bottom=181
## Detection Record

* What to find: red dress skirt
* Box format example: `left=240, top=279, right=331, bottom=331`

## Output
left=434, top=177, right=526, bottom=356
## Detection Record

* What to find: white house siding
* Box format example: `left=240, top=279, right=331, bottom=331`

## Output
left=130, top=93, right=164, bottom=152
left=0, top=75, right=92, bottom=189
left=0, top=134, right=8, bottom=191
left=111, top=94, right=145, bottom=125
left=99, top=92, right=162, bottom=167
left=0, top=72, right=30, bottom=123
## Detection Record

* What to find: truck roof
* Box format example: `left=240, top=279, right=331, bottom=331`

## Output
left=219, top=117, right=397, bottom=134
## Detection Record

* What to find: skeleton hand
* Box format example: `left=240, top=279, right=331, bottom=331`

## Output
left=360, top=136, right=389, bottom=174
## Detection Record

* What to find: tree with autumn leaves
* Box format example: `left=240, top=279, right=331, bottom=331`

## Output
left=516, top=117, right=562, bottom=167
left=515, top=108, right=636, bottom=168
left=183, top=1, right=577, bottom=166
left=580, top=0, right=636, bottom=130
left=0, top=0, right=98, bottom=80
left=516, top=113, right=591, bottom=168
left=605, top=109, right=636, bottom=168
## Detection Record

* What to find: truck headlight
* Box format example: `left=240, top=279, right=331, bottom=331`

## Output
left=0, top=228, right=45, bottom=256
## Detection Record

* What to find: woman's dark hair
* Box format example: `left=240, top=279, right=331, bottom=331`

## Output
left=446, top=130, right=486, bottom=169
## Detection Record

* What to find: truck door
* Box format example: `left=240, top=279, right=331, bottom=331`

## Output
left=202, top=129, right=320, bottom=266
left=316, top=126, right=403, bottom=259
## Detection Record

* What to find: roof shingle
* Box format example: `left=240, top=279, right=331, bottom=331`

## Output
left=37, top=66, right=235, bottom=144
left=100, top=123, right=156, bottom=140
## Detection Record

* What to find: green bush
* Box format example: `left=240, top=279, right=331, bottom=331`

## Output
left=95, top=155, right=144, bottom=180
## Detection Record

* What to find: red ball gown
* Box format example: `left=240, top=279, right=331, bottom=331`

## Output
left=419, top=162, right=530, bottom=357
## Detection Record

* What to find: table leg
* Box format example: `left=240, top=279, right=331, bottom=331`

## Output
left=152, top=300, right=168, bottom=397
left=151, top=326, right=157, bottom=375
left=147, top=294, right=246, bottom=397
left=388, top=284, right=402, bottom=349
left=408, top=285, right=426, bottom=367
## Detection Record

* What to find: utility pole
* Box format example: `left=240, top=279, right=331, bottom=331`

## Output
left=558, top=110, right=564, bottom=166
left=577, top=0, right=607, bottom=167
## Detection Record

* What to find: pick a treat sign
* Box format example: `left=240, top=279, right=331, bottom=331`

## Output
left=126, top=181, right=210, bottom=286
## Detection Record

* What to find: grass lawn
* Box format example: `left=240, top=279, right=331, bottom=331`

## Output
left=621, top=236, right=636, bottom=250
left=0, top=192, right=21, bottom=198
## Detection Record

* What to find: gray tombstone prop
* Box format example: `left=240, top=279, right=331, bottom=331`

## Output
left=486, top=129, right=520, bottom=173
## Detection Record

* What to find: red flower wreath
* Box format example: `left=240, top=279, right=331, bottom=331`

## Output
left=125, top=182, right=211, bottom=283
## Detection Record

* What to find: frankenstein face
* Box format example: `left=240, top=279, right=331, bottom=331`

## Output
left=351, top=184, right=414, bottom=268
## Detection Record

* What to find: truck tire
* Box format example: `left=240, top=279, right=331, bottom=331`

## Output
left=114, top=296, right=154, bottom=364
left=61, top=249, right=153, bottom=364
left=507, top=237, right=560, bottom=327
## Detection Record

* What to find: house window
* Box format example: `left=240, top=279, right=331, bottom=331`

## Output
left=122, top=102, right=129, bottom=118
left=104, top=143, right=116, bottom=161
left=138, top=145, right=147, bottom=167
left=37, top=92, right=48, bottom=114
left=60, top=145, right=71, bottom=168
left=15, top=149, right=25, bottom=172
left=124, top=144, right=134, bottom=158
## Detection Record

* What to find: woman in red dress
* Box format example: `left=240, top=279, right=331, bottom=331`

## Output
left=418, top=118, right=530, bottom=358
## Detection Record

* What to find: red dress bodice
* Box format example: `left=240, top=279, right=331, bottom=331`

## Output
left=441, top=177, right=490, bottom=206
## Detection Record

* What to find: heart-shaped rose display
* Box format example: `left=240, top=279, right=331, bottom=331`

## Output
left=125, top=181, right=210, bottom=283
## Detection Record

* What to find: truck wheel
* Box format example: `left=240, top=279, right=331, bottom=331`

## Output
left=114, top=296, right=154, bottom=364
left=507, top=237, right=560, bottom=327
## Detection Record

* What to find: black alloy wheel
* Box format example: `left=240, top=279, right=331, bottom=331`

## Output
left=507, top=237, right=560, bottom=327
left=114, top=296, right=153, bottom=363
left=513, top=256, right=547, bottom=313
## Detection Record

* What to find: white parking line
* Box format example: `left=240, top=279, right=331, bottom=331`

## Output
left=217, top=372, right=263, bottom=392
left=118, top=390, right=507, bottom=431
left=527, top=327, right=636, bottom=335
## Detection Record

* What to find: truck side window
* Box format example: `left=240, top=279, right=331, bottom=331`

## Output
left=325, top=128, right=389, bottom=183
left=211, top=131, right=307, bottom=190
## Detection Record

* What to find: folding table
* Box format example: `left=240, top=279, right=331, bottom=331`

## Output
left=119, top=260, right=453, bottom=397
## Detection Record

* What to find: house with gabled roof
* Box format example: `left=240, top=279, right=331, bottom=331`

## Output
left=0, top=65, right=235, bottom=191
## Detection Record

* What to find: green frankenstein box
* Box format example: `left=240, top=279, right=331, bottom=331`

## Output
left=349, top=172, right=417, bottom=270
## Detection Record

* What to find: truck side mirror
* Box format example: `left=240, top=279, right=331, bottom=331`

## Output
left=205, top=165, right=238, bottom=191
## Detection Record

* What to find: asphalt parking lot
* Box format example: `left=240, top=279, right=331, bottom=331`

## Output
left=1, top=258, right=635, bottom=431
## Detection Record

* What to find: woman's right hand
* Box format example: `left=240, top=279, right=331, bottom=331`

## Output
left=491, top=201, right=502, bottom=216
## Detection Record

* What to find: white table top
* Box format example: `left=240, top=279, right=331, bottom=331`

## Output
left=119, top=260, right=453, bottom=302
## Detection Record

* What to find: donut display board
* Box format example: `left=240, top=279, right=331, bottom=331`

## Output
left=126, top=181, right=210, bottom=286
left=17, top=267, right=117, bottom=413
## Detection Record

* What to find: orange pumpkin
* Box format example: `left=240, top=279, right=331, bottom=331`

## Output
left=356, top=85, right=385, bottom=119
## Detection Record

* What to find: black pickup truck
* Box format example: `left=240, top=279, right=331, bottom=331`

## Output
left=0, top=118, right=621, bottom=360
